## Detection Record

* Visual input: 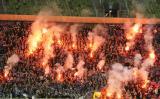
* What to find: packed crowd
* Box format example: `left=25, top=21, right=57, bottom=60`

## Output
left=0, top=21, right=159, bottom=98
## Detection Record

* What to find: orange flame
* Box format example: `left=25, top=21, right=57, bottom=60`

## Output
left=57, top=40, right=62, bottom=45
left=4, top=71, right=9, bottom=78
left=72, top=44, right=75, bottom=48
left=117, top=93, right=121, bottom=99
left=41, top=28, right=54, bottom=67
left=89, top=43, right=92, bottom=48
left=74, top=72, right=78, bottom=77
left=42, top=28, right=48, bottom=34
left=142, top=80, right=150, bottom=88
left=90, top=52, right=93, bottom=58
left=44, top=66, right=50, bottom=75
left=88, top=36, right=104, bottom=57
left=57, top=73, right=63, bottom=82
left=132, top=23, right=141, bottom=33
left=149, top=51, right=155, bottom=59
left=133, top=69, right=138, bottom=78
left=125, top=23, right=142, bottom=51
left=106, top=92, right=112, bottom=97
left=125, top=46, right=130, bottom=51
left=27, top=26, right=44, bottom=55
left=72, top=43, right=77, bottom=50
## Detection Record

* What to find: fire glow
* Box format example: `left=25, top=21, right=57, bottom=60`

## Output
left=125, top=23, right=142, bottom=51
left=22, top=18, right=158, bottom=99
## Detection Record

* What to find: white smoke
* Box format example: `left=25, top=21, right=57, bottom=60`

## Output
left=55, top=63, right=64, bottom=81
left=144, top=25, right=154, bottom=51
left=76, top=60, right=85, bottom=70
left=97, top=59, right=105, bottom=70
left=44, top=66, right=50, bottom=75
left=141, top=58, right=154, bottom=69
left=92, top=24, right=106, bottom=45
left=134, top=53, right=142, bottom=67
left=107, top=63, right=133, bottom=97
left=88, top=32, right=105, bottom=52
left=49, top=23, right=66, bottom=39
left=4, top=54, right=19, bottom=77
left=93, top=24, right=107, bottom=37
left=130, top=26, right=155, bottom=90
left=75, top=60, right=86, bottom=79
left=138, top=68, right=148, bottom=82
left=124, top=23, right=142, bottom=51
left=70, top=24, right=81, bottom=45
left=56, top=64, right=64, bottom=73
left=75, top=68, right=86, bottom=79
left=93, top=35, right=105, bottom=49
left=139, top=25, right=155, bottom=82
left=64, top=53, right=74, bottom=70
left=88, top=32, right=94, bottom=42
left=87, top=25, right=106, bottom=54
left=7, top=54, right=19, bottom=65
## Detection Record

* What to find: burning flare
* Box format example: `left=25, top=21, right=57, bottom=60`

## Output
left=41, top=28, right=54, bottom=67
left=142, top=80, right=150, bottom=88
left=125, top=23, right=142, bottom=51
left=27, top=22, right=43, bottom=55
left=149, top=50, right=155, bottom=59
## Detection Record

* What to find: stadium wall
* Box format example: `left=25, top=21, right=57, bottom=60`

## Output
left=0, top=14, right=160, bottom=24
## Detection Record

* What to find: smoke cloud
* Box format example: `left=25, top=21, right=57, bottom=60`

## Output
left=75, top=60, right=86, bottom=79
left=107, top=63, right=133, bottom=97
left=70, top=24, right=81, bottom=46
left=64, top=53, right=74, bottom=70
left=4, top=54, right=19, bottom=77
left=134, top=53, right=142, bottom=67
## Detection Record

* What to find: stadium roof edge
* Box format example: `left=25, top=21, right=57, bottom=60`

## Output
left=0, top=14, right=160, bottom=24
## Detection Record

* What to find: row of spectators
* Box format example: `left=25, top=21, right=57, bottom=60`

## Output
left=0, top=21, right=159, bottom=98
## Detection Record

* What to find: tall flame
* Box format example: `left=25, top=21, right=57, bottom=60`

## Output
left=149, top=50, right=155, bottom=59
left=125, top=23, right=142, bottom=51
left=57, top=72, right=63, bottom=82
left=41, top=28, right=54, bottom=67
left=27, top=22, right=43, bottom=55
